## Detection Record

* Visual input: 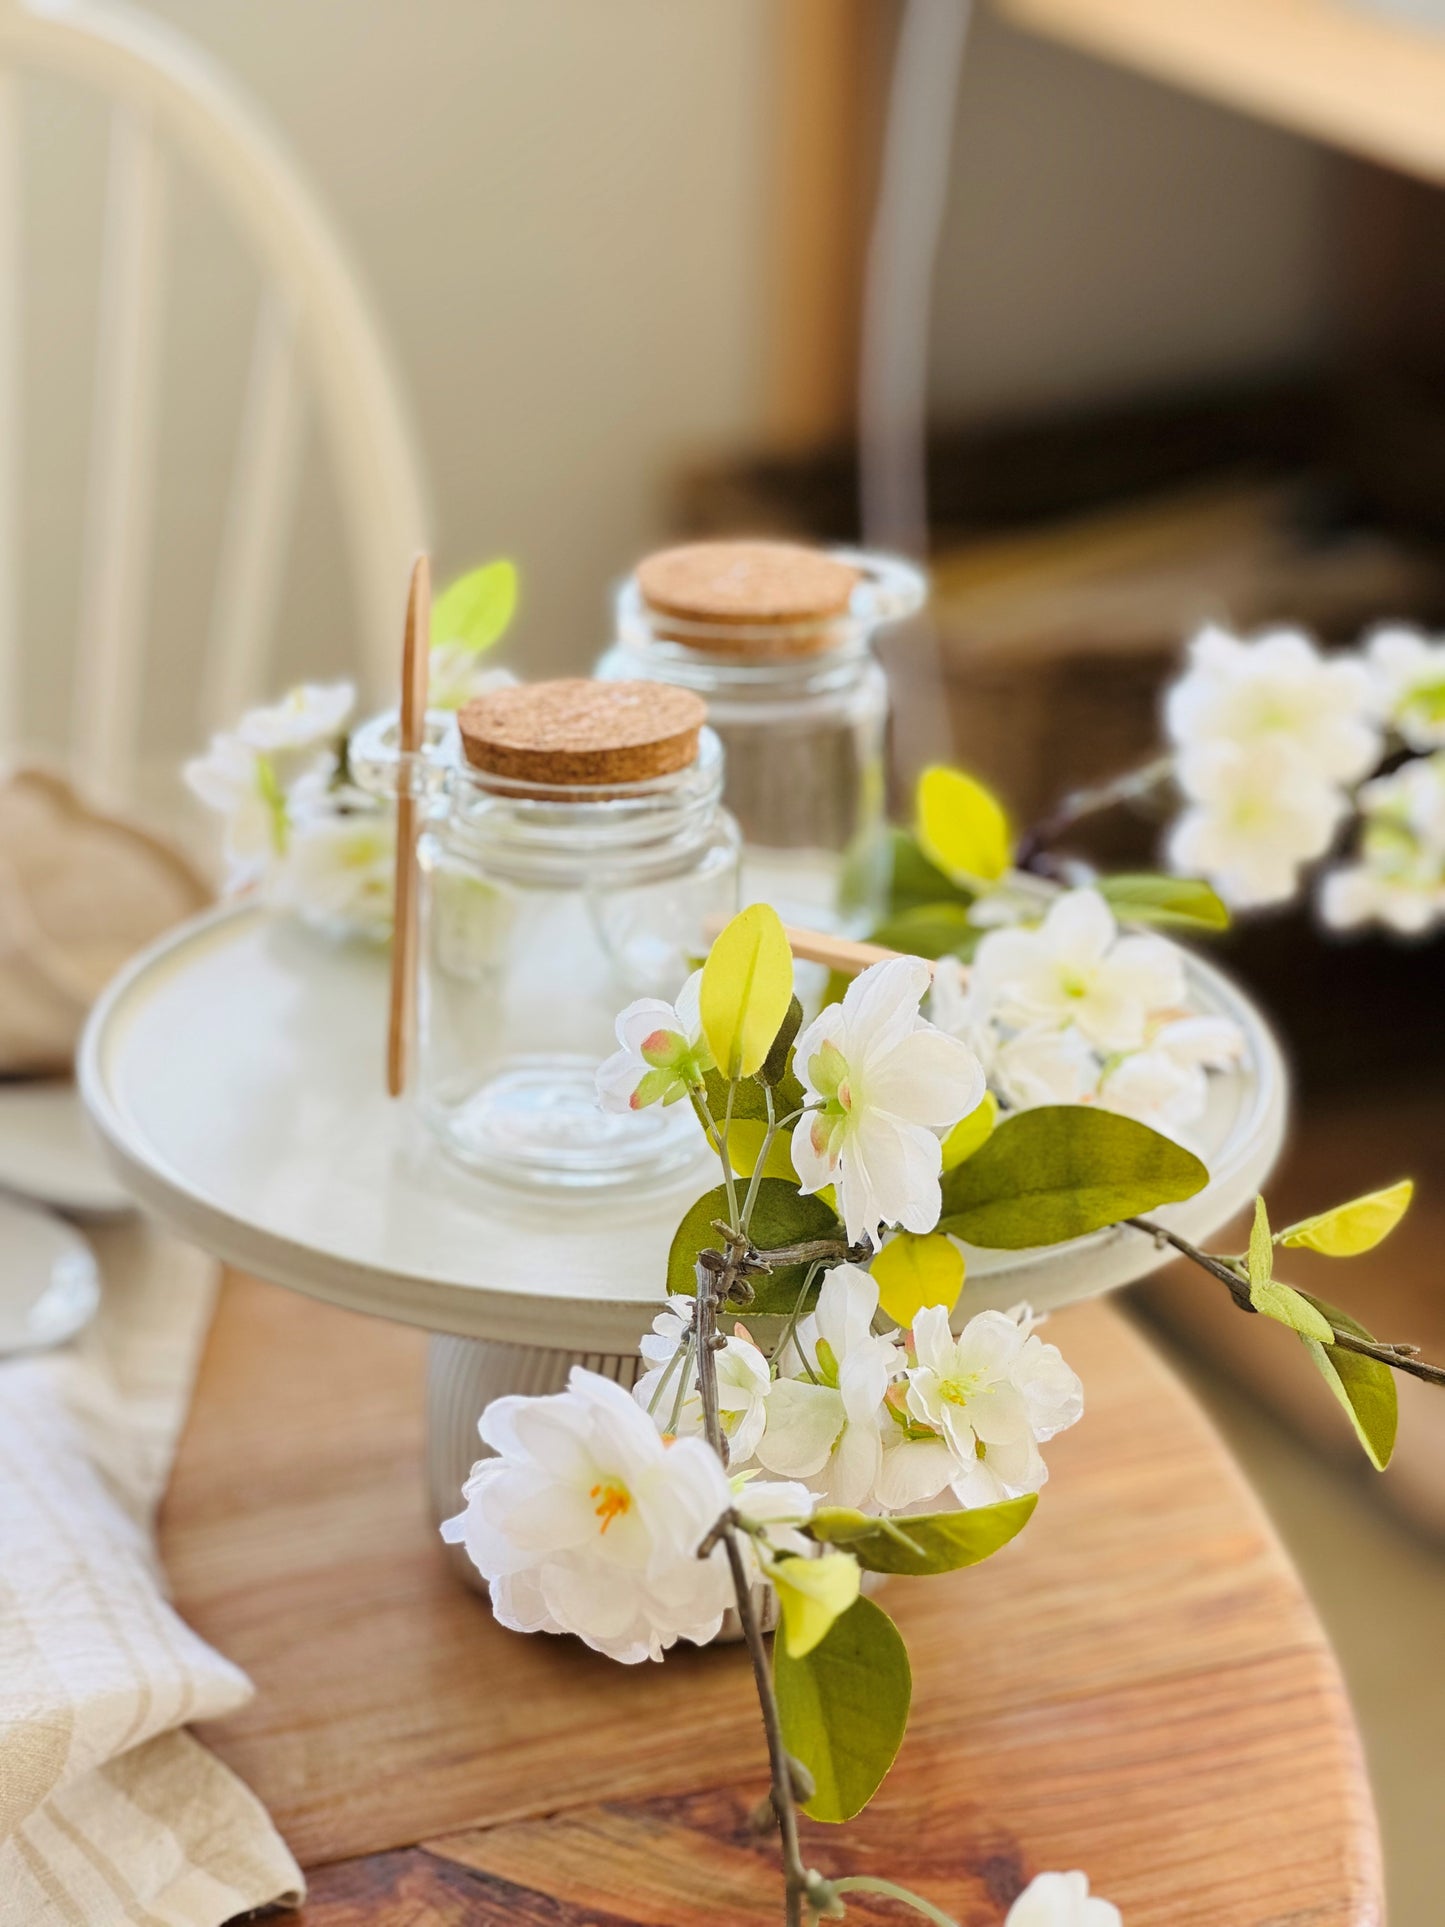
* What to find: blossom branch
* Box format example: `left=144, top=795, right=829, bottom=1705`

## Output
left=1128, top=1216, right=1445, bottom=1386
left=1014, top=755, right=1174, bottom=873
left=692, top=1252, right=813, bottom=1926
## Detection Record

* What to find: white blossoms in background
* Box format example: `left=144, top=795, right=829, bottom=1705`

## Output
left=1005, top=1870, right=1121, bottom=1927
left=183, top=731, right=284, bottom=882
left=791, top=956, right=985, bottom=1248
left=596, top=970, right=713, bottom=1113
left=429, top=652, right=517, bottom=713
left=757, top=1265, right=902, bottom=1508
left=1162, top=626, right=1380, bottom=909
left=266, top=802, right=396, bottom=943
left=634, top=1296, right=770, bottom=1464
left=234, top=679, right=355, bottom=756
left=905, top=1306, right=1082, bottom=1508
left=1165, top=624, right=1378, bottom=784
left=442, top=1366, right=737, bottom=1664
left=1096, top=1014, right=1244, bottom=1141
left=1166, top=737, right=1346, bottom=909
left=1365, top=626, right=1445, bottom=752
left=1320, top=751, right=1445, bottom=937
left=971, top=890, right=1183, bottom=1053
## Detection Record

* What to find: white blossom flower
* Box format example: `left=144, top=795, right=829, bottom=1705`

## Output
left=791, top=956, right=986, bottom=1247
left=971, top=890, right=1183, bottom=1053
left=633, top=1296, right=770, bottom=1464
left=1365, top=625, right=1445, bottom=752
left=266, top=803, right=395, bottom=942
left=1167, top=738, right=1346, bottom=908
left=1165, top=624, right=1379, bottom=784
left=596, top=970, right=712, bottom=1113
left=1096, top=1013, right=1243, bottom=1138
left=440, top=1367, right=736, bottom=1663
left=905, top=1305, right=1082, bottom=1508
left=1006, top=1870, right=1121, bottom=1927
left=234, top=679, right=355, bottom=755
left=1320, top=751, right=1445, bottom=936
left=993, top=1025, right=1099, bottom=1111
left=756, top=1264, right=903, bottom=1507
left=183, top=731, right=285, bottom=884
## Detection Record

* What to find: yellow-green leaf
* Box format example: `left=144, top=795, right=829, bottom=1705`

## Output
left=1279, top=1179, right=1414, bottom=1258
left=723, top=1118, right=798, bottom=1184
left=700, top=903, right=795, bottom=1079
left=1251, top=1278, right=1335, bottom=1342
left=1300, top=1295, right=1398, bottom=1470
left=915, top=765, right=1012, bottom=884
left=431, top=558, right=518, bottom=653
left=771, top=1553, right=862, bottom=1658
left=774, top=1596, right=911, bottom=1822
left=808, top=1495, right=1036, bottom=1574
left=1097, top=873, right=1230, bottom=930
left=941, top=1091, right=997, bottom=1172
left=1246, top=1196, right=1273, bottom=1290
left=870, top=1232, right=964, bottom=1326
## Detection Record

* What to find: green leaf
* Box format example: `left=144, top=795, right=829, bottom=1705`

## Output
left=703, top=1059, right=805, bottom=1126
left=941, top=1091, right=997, bottom=1172
left=1279, top=1179, right=1414, bottom=1257
left=886, top=829, right=971, bottom=914
left=761, top=995, right=804, bottom=1088
left=431, top=559, right=518, bottom=653
left=938, top=1106, right=1208, bottom=1248
left=916, top=765, right=1012, bottom=884
left=867, top=902, right=981, bottom=963
left=1246, top=1196, right=1333, bottom=1339
left=666, top=1180, right=841, bottom=1312
left=1097, top=872, right=1230, bottom=930
left=1300, top=1295, right=1398, bottom=1470
left=700, top=904, right=796, bottom=1079
left=770, top=1552, right=861, bottom=1658
left=774, top=1595, right=911, bottom=1823
left=808, top=1495, right=1037, bottom=1574
left=870, top=1232, right=964, bottom=1326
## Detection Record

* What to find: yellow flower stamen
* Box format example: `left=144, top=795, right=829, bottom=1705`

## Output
left=590, top=1479, right=631, bottom=1534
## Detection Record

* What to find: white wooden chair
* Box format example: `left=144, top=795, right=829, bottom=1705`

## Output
left=0, top=0, right=430, bottom=813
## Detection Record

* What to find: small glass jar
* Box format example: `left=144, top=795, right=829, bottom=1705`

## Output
left=354, top=691, right=739, bottom=1193
left=596, top=542, right=926, bottom=936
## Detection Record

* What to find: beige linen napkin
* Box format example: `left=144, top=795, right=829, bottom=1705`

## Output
left=0, top=1220, right=303, bottom=1926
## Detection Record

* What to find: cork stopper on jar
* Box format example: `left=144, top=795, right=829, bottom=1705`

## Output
left=457, top=679, right=707, bottom=787
left=636, top=540, right=859, bottom=655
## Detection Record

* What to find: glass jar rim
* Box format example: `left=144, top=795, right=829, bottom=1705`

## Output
left=613, top=545, right=926, bottom=667
left=351, top=709, right=726, bottom=811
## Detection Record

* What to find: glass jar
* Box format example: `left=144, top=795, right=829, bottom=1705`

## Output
left=596, top=542, right=926, bottom=936
left=353, top=700, right=739, bottom=1193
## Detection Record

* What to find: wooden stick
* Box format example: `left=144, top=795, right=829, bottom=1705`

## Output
left=386, top=556, right=430, bottom=1097
left=705, top=915, right=954, bottom=981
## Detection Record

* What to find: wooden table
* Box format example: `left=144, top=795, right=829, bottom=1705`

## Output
left=159, top=1275, right=1384, bottom=1925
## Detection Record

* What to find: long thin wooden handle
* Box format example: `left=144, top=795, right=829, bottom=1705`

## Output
left=387, top=555, right=430, bottom=1097
left=704, top=915, right=954, bottom=982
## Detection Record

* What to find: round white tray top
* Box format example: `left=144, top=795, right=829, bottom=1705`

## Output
left=81, top=903, right=1286, bottom=1354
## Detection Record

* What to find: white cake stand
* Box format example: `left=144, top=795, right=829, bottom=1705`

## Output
left=80, top=902, right=1287, bottom=1541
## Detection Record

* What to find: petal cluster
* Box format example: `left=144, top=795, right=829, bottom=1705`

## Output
left=442, top=1367, right=737, bottom=1663
left=1163, top=626, right=1377, bottom=908
left=1321, top=750, right=1445, bottom=937
left=790, top=957, right=986, bottom=1247
left=596, top=971, right=713, bottom=1114
left=935, top=891, right=1242, bottom=1147
left=1005, top=1870, right=1122, bottom=1927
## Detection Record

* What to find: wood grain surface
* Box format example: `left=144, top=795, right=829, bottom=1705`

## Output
left=159, top=1275, right=1383, bottom=1925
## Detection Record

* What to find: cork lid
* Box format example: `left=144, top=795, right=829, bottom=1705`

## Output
left=636, top=540, right=859, bottom=655
left=457, top=679, right=707, bottom=787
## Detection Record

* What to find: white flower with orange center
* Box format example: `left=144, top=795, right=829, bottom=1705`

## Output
left=790, top=956, right=986, bottom=1248
left=595, top=970, right=714, bottom=1114
left=441, top=1366, right=736, bottom=1663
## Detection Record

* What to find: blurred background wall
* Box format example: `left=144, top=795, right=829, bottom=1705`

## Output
left=18, top=0, right=1343, bottom=764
